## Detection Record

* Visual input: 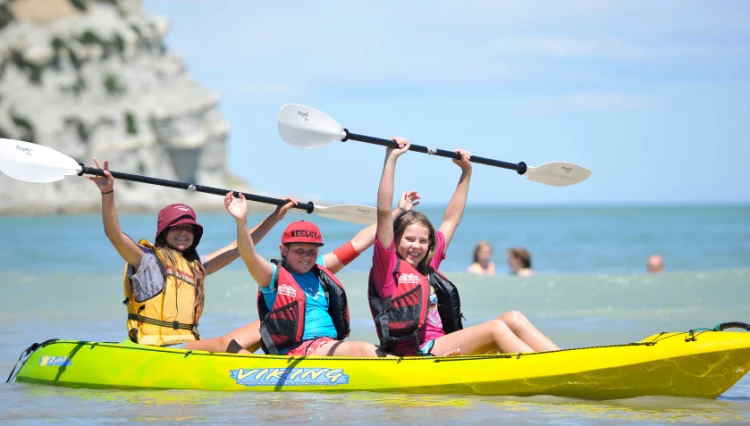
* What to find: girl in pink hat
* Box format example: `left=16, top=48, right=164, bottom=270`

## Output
left=86, top=158, right=295, bottom=349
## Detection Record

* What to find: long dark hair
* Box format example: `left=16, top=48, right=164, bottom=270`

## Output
left=154, top=233, right=205, bottom=311
left=393, top=210, right=436, bottom=275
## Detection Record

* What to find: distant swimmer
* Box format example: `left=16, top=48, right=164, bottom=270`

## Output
left=508, top=247, right=534, bottom=276
left=467, top=241, right=496, bottom=275
left=648, top=254, right=664, bottom=273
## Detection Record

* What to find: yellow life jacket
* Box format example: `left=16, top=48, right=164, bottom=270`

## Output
left=123, top=240, right=203, bottom=346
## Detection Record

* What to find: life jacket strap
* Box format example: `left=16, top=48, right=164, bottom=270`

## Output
left=127, top=313, right=195, bottom=331
left=259, top=324, right=280, bottom=355
left=378, top=313, right=391, bottom=352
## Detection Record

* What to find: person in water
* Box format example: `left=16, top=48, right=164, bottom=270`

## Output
left=647, top=254, right=664, bottom=273
left=223, top=188, right=460, bottom=357
left=467, top=241, right=496, bottom=275
left=369, top=138, right=559, bottom=357
left=507, top=247, right=533, bottom=276
left=87, top=157, right=300, bottom=350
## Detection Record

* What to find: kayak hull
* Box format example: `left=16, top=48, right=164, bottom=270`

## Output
left=12, top=331, right=750, bottom=400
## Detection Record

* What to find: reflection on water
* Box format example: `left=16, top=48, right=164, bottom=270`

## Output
left=2, top=382, right=749, bottom=424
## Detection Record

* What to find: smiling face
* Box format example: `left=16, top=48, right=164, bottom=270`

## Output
left=392, top=211, right=436, bottom=273
left=165, top=224, right=195, bottom=251
left=280, top=243, right=320, bottom=274
left=397, top=223, right=431, bottom=268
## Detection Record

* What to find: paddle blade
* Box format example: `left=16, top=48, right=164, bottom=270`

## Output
left=0, top=139, right=82, bottom=183
left=313, top=204, right=376, bottom=225
left=278, top=104, right=346, bottom=148
left=524, top=162, right=592, bottom=187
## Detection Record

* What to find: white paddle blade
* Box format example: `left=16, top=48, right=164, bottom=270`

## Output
left=278, top=104, right=346, bottom=148
left=0, top=139, right=82, bottom=183
left=524, top=162, right=592, bottom=187
left=313, top=204, right=376, bottom=225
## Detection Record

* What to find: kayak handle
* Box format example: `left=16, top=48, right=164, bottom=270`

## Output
left=6, top=338, right=58, bottom=383
left=717, top=322, right=750, bottom=331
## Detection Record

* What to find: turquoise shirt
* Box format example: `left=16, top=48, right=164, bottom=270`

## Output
left=260, top=256, right=337, bottom=353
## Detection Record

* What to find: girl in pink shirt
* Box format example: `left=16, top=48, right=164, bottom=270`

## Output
left=371, top=137, right=559, bottom=356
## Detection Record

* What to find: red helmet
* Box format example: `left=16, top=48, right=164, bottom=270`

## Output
left=281, top=220, right=324, bottom=246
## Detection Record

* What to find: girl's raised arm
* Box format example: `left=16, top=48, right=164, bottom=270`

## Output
left=376, top=137, right=411, bottom=248
left=84, top=158, right=142, bottom=268
left=438, top=149, right=472, bottom=252
left=224, top=192, right=273, bottom=287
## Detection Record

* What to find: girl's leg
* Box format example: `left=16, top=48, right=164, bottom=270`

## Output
left=312, top=340, right=460, bottom=357
left=430, top=311, right=558, bottom=356
left=226, top=320, right=262, bottom=353
left=499, top=311, right=559, bottom=352
left=312, top=340, right=387, bottom=357
left=430, top=318, right=534, bottom=356
left=184, top=334, right=244, bottom=353
left=184, top=320, right=262, bottom=354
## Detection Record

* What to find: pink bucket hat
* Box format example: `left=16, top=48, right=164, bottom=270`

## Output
left=155, top=204, right=204, bottom=248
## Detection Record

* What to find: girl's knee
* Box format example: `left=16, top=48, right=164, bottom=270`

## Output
left=499, top=310, right=528, bottom=326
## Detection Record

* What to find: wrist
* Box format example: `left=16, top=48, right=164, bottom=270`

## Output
left=101, top=189, right=114, bottom=195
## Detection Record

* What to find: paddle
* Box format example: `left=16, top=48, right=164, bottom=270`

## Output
left=278, top=104, right=592, bottom=187
left=0, top=138, right=376, bottom=224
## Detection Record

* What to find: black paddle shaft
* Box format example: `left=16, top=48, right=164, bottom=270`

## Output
left=342, top=130, right=528, bottom=175
left=78, top=165, right=315, bottom=213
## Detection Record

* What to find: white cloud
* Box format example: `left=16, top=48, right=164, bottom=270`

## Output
left=524, top=93, right=653, bottom=112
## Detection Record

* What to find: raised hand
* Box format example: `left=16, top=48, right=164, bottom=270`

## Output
left=272, top=196, right=298, bottom=221
left=398, top=190, right=421, bottom=211
left=452, top=148, right=472, bottom=172
left=224, top=192, right=248, bottom=221
left=385, top=136, right=411, bottom=161
left=84, top=157, right=114, bottom=193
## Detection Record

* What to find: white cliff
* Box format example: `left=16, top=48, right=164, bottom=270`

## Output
left=0, top=0, right=257, bottom=214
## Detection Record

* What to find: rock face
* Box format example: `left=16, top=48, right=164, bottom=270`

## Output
left=0, top=0, right=255, bottom=214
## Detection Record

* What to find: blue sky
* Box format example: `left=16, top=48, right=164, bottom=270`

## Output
left=144, top=0, right=749, bottom=206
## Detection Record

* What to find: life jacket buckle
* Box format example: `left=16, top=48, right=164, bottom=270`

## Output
left=172, top=321, right=179, bottom=330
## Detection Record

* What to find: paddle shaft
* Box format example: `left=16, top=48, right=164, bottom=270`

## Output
left=79, top=165, right=315, bottom=213
left=342, top=131, right=528, bottom=175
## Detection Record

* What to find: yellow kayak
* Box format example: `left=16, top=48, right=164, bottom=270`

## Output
left=8, top=326, right=750, bottom=400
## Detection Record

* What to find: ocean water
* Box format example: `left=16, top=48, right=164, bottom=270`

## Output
left=1, top=205, right=749, bottom=424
